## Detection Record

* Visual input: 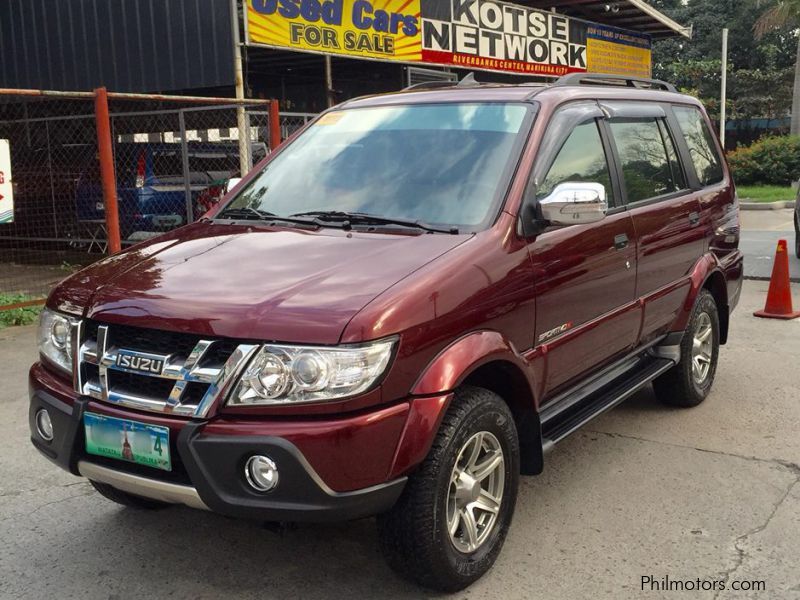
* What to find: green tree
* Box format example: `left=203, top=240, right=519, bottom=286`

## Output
left=653, top=0, right=796, bottom=73
left=754, top=0, right=800, bottom=134
left=651, top=0, right=798, bottom=141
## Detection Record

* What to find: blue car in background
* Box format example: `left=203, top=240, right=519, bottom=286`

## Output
left=76, top=142, right=265, bottom=240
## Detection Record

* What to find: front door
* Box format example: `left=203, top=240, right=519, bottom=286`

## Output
left=527, top=104, right=640, bottom=400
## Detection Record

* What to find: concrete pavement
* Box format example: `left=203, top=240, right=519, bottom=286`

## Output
left=739, top=209, right=799, bottom=282
left=1, top=281, right=799, bottom=599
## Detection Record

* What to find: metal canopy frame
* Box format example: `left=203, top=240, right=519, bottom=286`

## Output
left=522, top=0, right=692, bottom=40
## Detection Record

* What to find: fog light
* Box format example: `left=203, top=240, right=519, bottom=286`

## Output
left=245, top=455, right=279, bottom=492
left=35, top=409, right=54, bottom=442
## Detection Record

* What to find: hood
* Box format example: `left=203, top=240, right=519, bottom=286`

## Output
left=51, top=223, right=470, bottom=344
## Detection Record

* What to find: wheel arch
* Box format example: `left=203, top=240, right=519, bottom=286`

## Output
left=407, top=331, right=543, bottom=476
left=701, top=269, right=729, bottom=344
left=461, top=360, right=543, bottom=475
left=674, top=254, right=730, bottom=345
left=410, top=330, right=535, bottom=397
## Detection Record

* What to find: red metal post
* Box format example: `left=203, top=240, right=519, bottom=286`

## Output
left=269, top=99, right=282, bottom=151
left=94, top=87, right=121, bottom=254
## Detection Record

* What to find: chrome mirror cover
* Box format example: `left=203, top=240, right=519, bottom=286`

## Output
left=538, top=182, right=608, bottom=226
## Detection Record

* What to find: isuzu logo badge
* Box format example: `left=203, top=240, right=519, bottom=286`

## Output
left=115, top=350, right=166, bottom=375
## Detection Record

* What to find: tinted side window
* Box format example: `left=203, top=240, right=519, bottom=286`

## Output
left=658, top=120, right=686, bottom=191
left=609, top=118, right=684, bottom=203
left=538, top=120, right=615, bottom=205
left=674, top=106, right=724, bottom=186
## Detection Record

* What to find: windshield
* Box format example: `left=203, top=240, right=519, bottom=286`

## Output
left=222, top=103, right=531, bottom=230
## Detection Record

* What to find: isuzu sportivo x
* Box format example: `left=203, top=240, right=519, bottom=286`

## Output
left=30, top=74, right=742, bottom=591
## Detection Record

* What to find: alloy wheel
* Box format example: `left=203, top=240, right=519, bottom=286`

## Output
left=446, top=431, right=505, bottom=553
left=691, top=312, right=714, bottom=385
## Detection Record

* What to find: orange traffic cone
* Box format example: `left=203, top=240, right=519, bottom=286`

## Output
left=754, top=239, right=800, bottom=320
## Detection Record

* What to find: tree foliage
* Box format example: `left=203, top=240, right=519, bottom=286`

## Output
left=652, top=0, right=797, bottom=72
left=727, top=135, right=800, bottom=184
left=651, top=0, right=798, bottom=127
left=753, top=0, right=800, bottom=37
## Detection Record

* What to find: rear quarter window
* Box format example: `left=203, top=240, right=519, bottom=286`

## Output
left=673, top=106, right=725, bottom=187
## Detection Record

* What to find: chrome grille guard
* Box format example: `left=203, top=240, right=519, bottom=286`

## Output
left=72, top=322, right=258, bottom=417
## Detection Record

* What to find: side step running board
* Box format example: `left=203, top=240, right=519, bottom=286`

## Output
left=541, top=357, right=675, bottom=451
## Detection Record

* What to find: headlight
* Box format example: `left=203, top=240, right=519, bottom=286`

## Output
left=229, top=337, right=396, bottom=406
left=38, top=308, right=79, bottom=373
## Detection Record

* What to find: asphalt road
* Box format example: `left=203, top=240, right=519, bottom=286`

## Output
left=740, top=209, right=799, bottom=282
left=2, top=281, right=799, bottom=599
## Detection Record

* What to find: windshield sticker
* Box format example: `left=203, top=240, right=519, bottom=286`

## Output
left=315, top=112, right=345, bottom=126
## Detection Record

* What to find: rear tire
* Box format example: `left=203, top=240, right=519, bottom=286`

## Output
left=377, top=386, right=519, bottom=592
left=90, top=480, right=171, bottom=510
left=653, top=289, right=720, bottom=407
left=794, top=212, right=800, bottom=259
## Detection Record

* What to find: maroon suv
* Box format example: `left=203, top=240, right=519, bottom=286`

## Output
left=29, top=74, right=743, bottom=591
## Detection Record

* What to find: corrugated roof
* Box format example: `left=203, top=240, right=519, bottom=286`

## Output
left=0, top=0, right=235, bottom=93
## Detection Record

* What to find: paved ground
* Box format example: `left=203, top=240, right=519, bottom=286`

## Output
left=0, top=262, right=65, bottom=299
left=0, top=248, right=94, bottom=300
left=740, top=209, right=799, bottom=282
left=1, top=281, right=799, bottom=599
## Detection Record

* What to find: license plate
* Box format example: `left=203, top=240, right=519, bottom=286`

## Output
left=84, top=412, right=171, bottom=471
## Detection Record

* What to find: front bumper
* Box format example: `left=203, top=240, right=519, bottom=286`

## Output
left=29, top=366, right=410, bottom=522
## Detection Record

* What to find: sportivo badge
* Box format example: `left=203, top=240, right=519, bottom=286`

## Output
left=114, top=349, right=167, bottom=375
left=538, top=322, right=573, bottom=344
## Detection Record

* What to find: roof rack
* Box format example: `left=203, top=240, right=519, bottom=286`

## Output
left=404, top=72, right=483, bottom=91
left=404, top=80, right=459, bottom=91
left=553, top=73, right=677, bottom=93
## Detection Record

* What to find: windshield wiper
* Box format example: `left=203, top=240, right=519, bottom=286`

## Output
left=290, top=211, right=459, bottom=234
left=217, top=207, right=278, bottom=219
left=215, top=207, right=319, bottom=228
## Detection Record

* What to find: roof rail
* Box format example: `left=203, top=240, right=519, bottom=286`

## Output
left=404, top=72, right=482, bottom=91
left=403, top=80, right=459, bottom=91
left=456, top=73, right=480, bottom=87
left=553, top=73, right=677, bottom=93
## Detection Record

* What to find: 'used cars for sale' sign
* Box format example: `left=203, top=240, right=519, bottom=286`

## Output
left=0, top=140, right=12, bottom=224
left=245, top=0, right=652, bottom=78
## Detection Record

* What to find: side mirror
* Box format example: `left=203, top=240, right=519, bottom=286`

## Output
left=226, top=177, right=242, bottom=193
left=538, top=182, right=608, bottom=226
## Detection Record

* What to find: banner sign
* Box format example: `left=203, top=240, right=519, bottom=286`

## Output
left=246, top=0, right=652, bottom=78
left=0, top=140, right=12, bottom=224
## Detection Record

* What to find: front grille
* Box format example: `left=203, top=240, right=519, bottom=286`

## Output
left=74, top=321, right=259, bottom=417
left=110, top=370, right=182, bottom=401
left=181, top=382, right=210, bottom=407
left=104, top=323, right=203, bottom=358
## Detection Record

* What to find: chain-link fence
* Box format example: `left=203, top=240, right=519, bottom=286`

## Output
left=279, top=112, right=317, bottom=139
left=0, top=90, right=307, bottom=310
left=100, top=103, right=271, bottom=247
left=0, top=95, right=98, bottom=307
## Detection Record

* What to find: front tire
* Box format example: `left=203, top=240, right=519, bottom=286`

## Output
left=377, top=386, right=519, bottom=592
left=653, top=289, right=720, bottom=407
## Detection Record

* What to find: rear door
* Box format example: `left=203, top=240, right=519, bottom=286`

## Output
left=672, top=104, right=737, bottom=265
left=527, top=102, right=640, bottom=399
left=603, top=102, right=704, bottom=345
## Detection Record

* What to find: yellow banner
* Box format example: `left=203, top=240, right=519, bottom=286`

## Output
left=245, top=0, right=652, bottom=78
left=247, top=0, right=422, bottom=62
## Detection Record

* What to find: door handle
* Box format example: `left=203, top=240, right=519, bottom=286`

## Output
left=688, top=211, right=700, bottom=226
left=614, top=233, right=629, bottom=250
